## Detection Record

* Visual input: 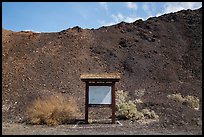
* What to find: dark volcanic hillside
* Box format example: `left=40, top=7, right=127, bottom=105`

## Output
left=2, top=8, right=202, bottom=129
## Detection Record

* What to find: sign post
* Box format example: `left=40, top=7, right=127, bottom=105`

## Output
left=80, top=73, right=120, bottom=124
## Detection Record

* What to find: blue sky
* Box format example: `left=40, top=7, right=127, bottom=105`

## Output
left=2, top=2, right=202, bottom=33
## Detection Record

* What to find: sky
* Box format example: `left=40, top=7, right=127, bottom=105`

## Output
left=2, top=2, right=202, bottom=33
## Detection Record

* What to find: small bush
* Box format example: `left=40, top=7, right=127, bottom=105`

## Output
left=141, top=109, right=152, bottom=118
left=167, top=93, right=185, bottom=102
left=117, top=100, right=145, bottom=121
left=116, top=90, right=138, bottom=120
left=150, top=110, right=159, bottom=119
left=116, top=90, right=158, bottom=121
left=26, top=94, right=81, bottom=126
left=116, top=90, right=128, bottom=109
left=167, top=93, right=200, bottom=110
left=116, top=90, right=159, bottom=121
left=141, top=109, right=159, bottom=119
left=117, top=101, right=137, bottom=120
left=183, top=95, right=199, bottom=109
left=133, top=111, right=145, bottom=120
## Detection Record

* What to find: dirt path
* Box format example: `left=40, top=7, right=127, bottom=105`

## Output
left=2, top=120, right=202, bottom=135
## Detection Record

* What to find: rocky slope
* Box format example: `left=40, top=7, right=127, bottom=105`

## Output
left=2, top=8, right=202, bottom=129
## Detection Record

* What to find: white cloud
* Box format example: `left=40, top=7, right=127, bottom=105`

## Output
left=99, top=2, right=108, bottom=11
left=163, top=2, right=202, bottom=14
left=126, top=2, right=137, bottom=10
left=112, top=13, right=124, bottom=22
left=99, top=13, right=144, bottom=27
left=98, top=2, right=202, bottom=28
left=112, top=13, right=142, bottom=23
left=22, top=30, right=41, bottom=33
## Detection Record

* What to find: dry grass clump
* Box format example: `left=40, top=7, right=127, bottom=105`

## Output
left=26, top=94, right=81, bottom=126
left=167, top=93, right=200, bottom=110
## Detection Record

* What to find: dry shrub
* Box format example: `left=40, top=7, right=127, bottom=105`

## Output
left=141, top=108, right=159, bottom=119
left=183, top=95, right=200, bottom=110
left=167, top=93, right=200, bottom=110
left=26, top=94, right=81, bottom=126
left=167, top=93, right=185, bottom=102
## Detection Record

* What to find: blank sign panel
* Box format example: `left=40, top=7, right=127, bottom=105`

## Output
left=89, top=86, right=112, bottom=104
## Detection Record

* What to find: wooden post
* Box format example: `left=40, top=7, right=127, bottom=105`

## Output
left=85, top=82, right=89, bottom=124
left=111, top=82, right=116, bottom=124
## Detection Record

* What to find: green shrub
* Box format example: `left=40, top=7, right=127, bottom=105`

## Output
left=117, top=100, right=145, bottom=121
left=116, top=90, right=128, bottom=109
left=26, top=94, right=81, bottom=126
left=117, top=101, right=136, bottom=119
left=116, top=90, right=158, bottom=121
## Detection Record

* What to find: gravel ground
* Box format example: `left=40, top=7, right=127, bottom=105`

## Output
left=2, top=120, right=202, bottom=135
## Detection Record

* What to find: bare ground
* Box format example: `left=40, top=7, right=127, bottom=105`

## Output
left=2, top=119, right=202, bottom=135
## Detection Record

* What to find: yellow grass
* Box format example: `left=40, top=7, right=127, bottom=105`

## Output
left=26, top=94, right=81, bottom=126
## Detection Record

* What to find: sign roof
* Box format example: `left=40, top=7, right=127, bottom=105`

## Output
left=80, top=73, right=120, bottom=81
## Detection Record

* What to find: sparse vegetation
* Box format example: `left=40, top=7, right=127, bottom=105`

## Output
left=167, top=93, right=185, bottom=102
left=167, top=93, right=200, bottom=110
left=117, top=100, right=144, bottom=120
left=133, top=89, right=146, bottom=98
left=116, top=90, right=159, bottom=121
left=26, top=94, right=81, bottom=126
left=183, top=95, right=200, bottom=110
left=141, top=109, right=159, bottom=119
left=116, top=90, right=128, bottom=108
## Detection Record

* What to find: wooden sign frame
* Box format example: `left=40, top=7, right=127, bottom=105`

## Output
left=80, top=73, right=120, bottom=124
